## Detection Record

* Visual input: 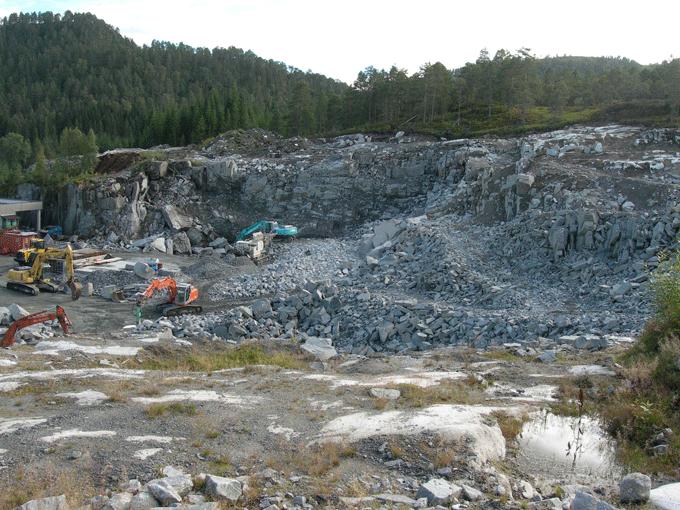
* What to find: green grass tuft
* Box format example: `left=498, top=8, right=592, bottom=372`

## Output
left=145, top=402, right=197, bottom=418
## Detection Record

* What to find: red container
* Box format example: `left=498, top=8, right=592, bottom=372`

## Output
left=0, top=230, right=37, bottom=255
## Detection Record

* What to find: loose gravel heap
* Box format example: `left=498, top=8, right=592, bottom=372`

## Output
left=208, top=239, right=357, bottom=300
left=141, top=210, right=651, bottom=354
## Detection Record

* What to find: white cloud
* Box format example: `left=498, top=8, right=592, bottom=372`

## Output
left=1, top=0, right=679, bottom=83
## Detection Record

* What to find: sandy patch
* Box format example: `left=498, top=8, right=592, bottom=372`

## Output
left=318, top=404, right=508, bottom=464
left=0, top=382, right=22, bottom=392
left=41, top=429, right=117, bottom=443
left=56, top=390, right=109, bottom=405
left=267, top=423, right=299, bottom=441
left=35, top=340, right=141, bottom=356
left=569, top=365, right=615, bottom=376
left=0, top=418, right=47, bottom=435
left=0, top=368, right=145, bottom=382
left=133, top=448, right=163, bottom=460
left=132, top=389, right=261, bottom=405
left=125, top=435, right=184, bottom=444
left=304, top=371, right=465, bottom=389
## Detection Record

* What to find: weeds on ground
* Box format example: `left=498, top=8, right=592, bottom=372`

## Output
left=416, top=436, right=464, bottom=469
left=482, top=350, right=525, bottom=362
left=395, top=379, right=484, bottom=408
left=491, top=410, right=529, bottom=443
left=135, top=344, right=304, bottom=372
left=343, top=479, right=370, bottom=498
left=388, top=442, right=404, bottom=459
left=138, top=384, right=161, bottom=397
left=549, top=376, right=599, bottom=417
left=432, top=446, right=457, bottom=469
left=3, top=379, right=61, bottom=398
left=197, top=450, right=231, bottom=475
left=591, top=247, right=680, bottom=473
left=190, top=414, right=222, bottom=442
left=373, top=397, right=389, bottom=410
left=144, top=402, right=197, bottom=418
left=0, top=465, right=95, bottom=509
left=265, top=441, right=356, bottom=476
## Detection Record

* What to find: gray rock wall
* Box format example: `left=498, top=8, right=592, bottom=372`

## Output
left=47, top=127, right=680, bottom=273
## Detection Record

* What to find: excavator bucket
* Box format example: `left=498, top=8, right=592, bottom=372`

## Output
left=111, top=289, right=126, bottom=302
left=69, top=280, right=82, bottom=300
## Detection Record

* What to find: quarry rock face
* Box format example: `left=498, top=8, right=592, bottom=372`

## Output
left=57, top=126, right=680, bottom=260
left=60, top=125, right=680, bottom=354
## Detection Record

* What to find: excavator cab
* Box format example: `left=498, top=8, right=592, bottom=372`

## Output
left=175, top=283, right=199, bottom=305
left=31, top=238, right=46, bottom=250
left=14, top=238, right=47, bottom=265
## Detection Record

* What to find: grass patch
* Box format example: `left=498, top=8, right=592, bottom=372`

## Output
left=395, top=379, right=484, bottom=408
left=591, top=247, right=680, bottom=473
left=3, top=379, right=62, bottom=398
left=106, top=391, right=127, bottom=403
left=135, top=344, right=305, bottom=372
left=208, top=454, right=232, bottom=475
left=549, top=376, right=598, bottom=417
left=144, top=402, right=197, bottom=418
left=0, top=465, right=95, bottom=509
left=491, top=410, right=529, bottom=443
left=266, top=441, right=356, bottom=477
left=388, top=442, right=404, bottom=459
left=191, top=414, right=222, bottom=440
left=373, top=397, right=389, bottom=410
left=432, top=446, right=456, bottom=469
left=482, top=350, right=524, bottom=362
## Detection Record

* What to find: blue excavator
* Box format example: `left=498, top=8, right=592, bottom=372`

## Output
left=236, top=220, right=298, bottom=242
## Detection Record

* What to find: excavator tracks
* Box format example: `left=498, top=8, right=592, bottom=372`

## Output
left=6, top=281, right=39, bottom=295
left=161, top=304, right=203, bottom=317
left=37, top=281, right=60, bottom=293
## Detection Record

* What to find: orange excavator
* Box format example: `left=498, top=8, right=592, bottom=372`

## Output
left=2, top=305, right=72, bottom=347
left=136, top=277, right=202, bottom=316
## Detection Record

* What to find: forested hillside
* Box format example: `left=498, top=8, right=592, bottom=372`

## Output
left=1, top=10, right=680, bottom=191
left=0, top=11, right=347, bottom=151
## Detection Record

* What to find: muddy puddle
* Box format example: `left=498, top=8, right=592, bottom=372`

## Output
left=516, top=410, right=621, bottom=480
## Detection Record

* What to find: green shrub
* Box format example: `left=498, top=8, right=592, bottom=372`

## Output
left=628, top=250, right=680, bottom=357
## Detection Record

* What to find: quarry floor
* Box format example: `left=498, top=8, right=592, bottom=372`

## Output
left=0, top=331, right=622, bottom=502
left=0, top=252, right=260, bottom=335
left=0, top=232, right=635, bottom=506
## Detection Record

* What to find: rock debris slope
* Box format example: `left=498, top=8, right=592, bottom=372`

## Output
left=65, top=125, right=680, bottom=352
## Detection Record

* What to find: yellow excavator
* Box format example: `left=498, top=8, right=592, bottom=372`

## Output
left=6, top=244, right=82, bottom=299
left=14, top=238, right=48, bottom=265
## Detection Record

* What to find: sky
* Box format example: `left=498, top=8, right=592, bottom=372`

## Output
left=1, top=0, right=679, bottom=83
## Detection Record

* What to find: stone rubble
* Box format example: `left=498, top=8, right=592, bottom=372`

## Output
left=80, top=125, right=680, bottom=356
left=14, top=462, right=644, bottom=510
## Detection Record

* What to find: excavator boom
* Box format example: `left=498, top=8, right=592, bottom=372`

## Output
left=1, top=305, right=72, bottom=347
left=236, top=220, right=298, bottom=242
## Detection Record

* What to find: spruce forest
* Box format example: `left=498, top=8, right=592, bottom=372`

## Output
left=1, top=11, right=680, bottom=189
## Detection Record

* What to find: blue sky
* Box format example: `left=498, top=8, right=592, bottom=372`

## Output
left=1, top=0, right=679, bottom=83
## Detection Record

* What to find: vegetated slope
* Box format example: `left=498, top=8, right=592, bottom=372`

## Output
left=1, top=11, right=680, bottom=156
left=0, top=12, right=348, bottom=149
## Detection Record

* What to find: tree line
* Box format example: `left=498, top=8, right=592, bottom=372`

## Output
left=1, top=11, right=680, bottom=194
left=0, top=128, right=97, bottom=193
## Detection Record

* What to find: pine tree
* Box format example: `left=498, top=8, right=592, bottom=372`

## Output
left=30, top=141, right=48, bottom=188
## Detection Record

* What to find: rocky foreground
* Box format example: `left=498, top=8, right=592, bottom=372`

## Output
left=5, top=125, right=680, bottom=509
